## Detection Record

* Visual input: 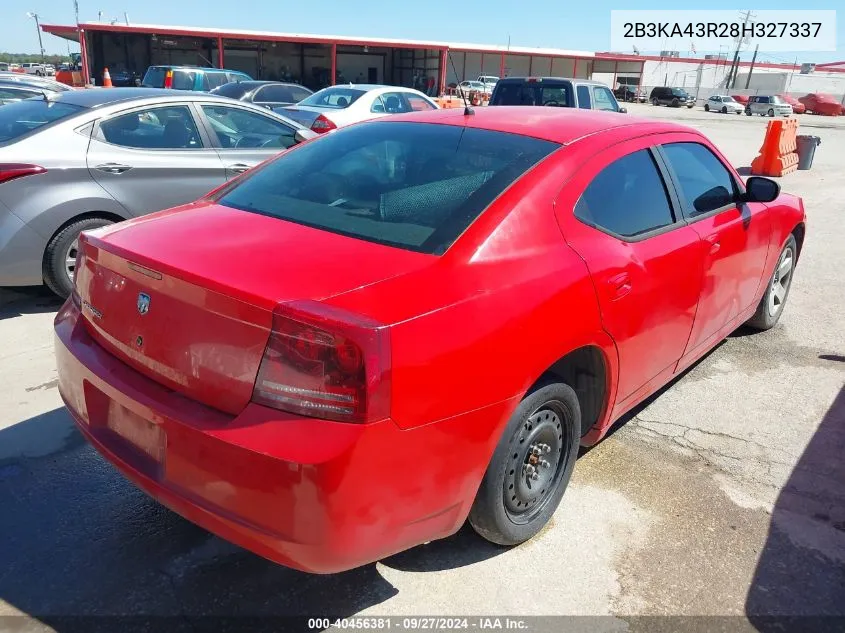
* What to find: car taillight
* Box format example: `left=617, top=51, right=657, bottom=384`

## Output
left=252, top=301, right=391, bottom=423
left=0, top=164, right=46, bottom=185
left=311, top=115, right=336, bottom=133
left=164, top=70, right=173, bottom=89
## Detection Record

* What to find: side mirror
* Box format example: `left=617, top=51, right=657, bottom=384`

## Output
left=294, top=128, right=318, bottom=144
left=742, top=176, right=780, bottom=203
left=618, top=107, right=627, bottom=114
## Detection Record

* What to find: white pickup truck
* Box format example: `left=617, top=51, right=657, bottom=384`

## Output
left=21, top=63, right=47, bottom=76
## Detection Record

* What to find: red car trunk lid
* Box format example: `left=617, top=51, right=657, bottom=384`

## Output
left=74, top=202, right=434, bottom=414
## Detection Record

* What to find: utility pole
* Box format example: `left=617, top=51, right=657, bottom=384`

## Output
left=26, top=12, right=46, bottom=64
left=728, top=9, right=755, bottom=89
left=73, top=0, right=79, bottom=24
left=745, top=43, right=759, bottom=88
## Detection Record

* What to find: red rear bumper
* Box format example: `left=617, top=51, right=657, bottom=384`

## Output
left=55, top=299, right=515, bottom=573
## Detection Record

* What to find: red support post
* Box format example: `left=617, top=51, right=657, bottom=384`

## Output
left=330, top=43, right=337, bottom=86
left=439, top=48, right=448, bottom=96
left=78, top=28, right=91, bottom=85
left=499, top=52, right=505, bottom=78
left=217, top=36, right=224, bottom=69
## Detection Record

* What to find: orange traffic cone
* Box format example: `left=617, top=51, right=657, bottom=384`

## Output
left=102, top=67, right=113, bottom=87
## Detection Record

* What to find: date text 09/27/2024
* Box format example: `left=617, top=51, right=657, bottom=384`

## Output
left=307, top=617, right=529, bottom=630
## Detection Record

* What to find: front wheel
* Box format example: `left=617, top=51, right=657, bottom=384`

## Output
left=469, top=381, right=581, bottom=546
left=747, top=235, right=797, bottom=331
left=704, top=104, right=710, bottom=112
left=721, top=106, right=728, bottom=114
left=43, top=217, right=115, bottom=298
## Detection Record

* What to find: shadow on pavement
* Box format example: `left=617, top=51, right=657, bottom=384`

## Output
left=0, top=405, right=504, bottom=631
left=746, top=386, right=845, bottom=631
left=0, top=286, right=62, bottom=320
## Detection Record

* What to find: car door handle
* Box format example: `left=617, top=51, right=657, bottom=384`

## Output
left=227, top=163, right=251, bottom=174
left=706, top=234, right=721, bottom=254
left=607, top=272, right=632, bottom=300
left=94, top=163, right=132, bottom=174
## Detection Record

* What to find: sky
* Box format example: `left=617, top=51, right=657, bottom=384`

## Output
left=3, top=0, right=842, bottom=65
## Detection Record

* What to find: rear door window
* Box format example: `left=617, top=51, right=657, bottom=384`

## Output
left=171, top=70, right=196, bottom=91
left=141, top=67, right=166, bottom=88
left=98, top=105, right=203, bottom=149
left=406, top=94, right=437, bottom=111
left=575, top=149, right=676, bottom=238
left=217, top=121, right=558, bottom=254
left=576, top=85, right=592, bottom=109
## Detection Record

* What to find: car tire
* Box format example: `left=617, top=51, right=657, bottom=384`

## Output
left=671, top=98, right=680, bottom=107
left=768, top=108, right=775, bottom=117
left=721, top=106, right=728, bottom=114
left=704, top=104, right=710, bottom=111
left=468, top=380, right=581, bottom=546
left=652, top=98, right=658, bottom=106
left=746, top=235, right=797, bottom=331
left=43, top=217, right=115, bottom=298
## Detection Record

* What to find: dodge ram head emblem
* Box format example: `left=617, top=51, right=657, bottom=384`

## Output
left=137, top=292, right=151, bottom=315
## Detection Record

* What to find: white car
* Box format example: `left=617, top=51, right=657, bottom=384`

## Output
left=21, top=63, right=47, bottom=76
left=704, top=95, right=744, bottom=114
left=477, top=75, right=499, bottom=92
left=746, top=95, right=793, bottom=117
left=279, top=84, right=439, bottom=134
left=458, top=80, right=489, bottom=97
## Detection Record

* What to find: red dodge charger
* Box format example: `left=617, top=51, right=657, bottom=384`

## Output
left=55, top=107, right=806, bottom=573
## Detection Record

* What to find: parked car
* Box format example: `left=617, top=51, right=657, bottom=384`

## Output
left=21, top=62, right=47, bottom=76
left=211, top=80, right=313, bottom=109
left=490, top=77, right=626, bottom=113
left=44, top=64, right=56, bottom=76
left=777, top=94, right=805, bottom=114
left=458, top=80, right=490, bottom=97
left=797, top=93, right=843, bottom=116
left=0, top=83, right=47, bottom=105
left=0, top=63, right=9, bottom=72
left=141, top=66, right=252, bottom=91
left=54, top=106, right=805, bottom=574
left=704, top=95, right=744, bottom=114
left=649, top=86, right=695, bottom=108
left=478, top=75, right=499, bottom=92
left=279, top=84, right=439, bottom=133
left=745, top=95, right=793, bottom=117
left=0, top=88, right=315, bottom=297
left=0, top=72, right=73, bottom=92
left=614, top=85, right=646, bottom=103
left=110, top=68, right=143, bottom=87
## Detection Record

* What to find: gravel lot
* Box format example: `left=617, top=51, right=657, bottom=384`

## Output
left=1, top=103, right=843, bottom=631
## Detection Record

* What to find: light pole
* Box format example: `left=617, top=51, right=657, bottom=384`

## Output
left=26, top=12, right=46, bottom=65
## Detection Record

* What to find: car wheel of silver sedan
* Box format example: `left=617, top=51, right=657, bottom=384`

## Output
left=43, top=217, right=115, bottom=298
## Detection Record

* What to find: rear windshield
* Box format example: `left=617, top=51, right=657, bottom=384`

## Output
left=0, top=100, right=84, bottom=144
left=211, top=82, right=252, bottom=99
left=492, top=82, right=574, bottom=107
left=298, top=87, right=366, bottom=109
left=142, top=67, right=196, bottom=90
left=217, top=122, right=558, bottom=254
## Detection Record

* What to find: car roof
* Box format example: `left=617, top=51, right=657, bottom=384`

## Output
left=383, top=106, right=692, bottom=145
left=42, top=87, right=244, bottom=108
left=497, top=77, right=609, bottom=86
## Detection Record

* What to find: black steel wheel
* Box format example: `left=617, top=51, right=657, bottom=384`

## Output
left=469, top=380, right=581, bottom=546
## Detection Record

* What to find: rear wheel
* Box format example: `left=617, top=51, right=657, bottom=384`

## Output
left=469, top=380, right=581, bottom=546
left=43, top=217, right=114, bottom=298
left=652, top=98, right=658, bottom=106
left=747, top=235, right=797, bottom=331
left=671, top=98, right=680, bottom=107
left=768, top=108, right=775, bottom=117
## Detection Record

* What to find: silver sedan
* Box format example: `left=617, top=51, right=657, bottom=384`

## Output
left=0, top=88, right=314, bottom=297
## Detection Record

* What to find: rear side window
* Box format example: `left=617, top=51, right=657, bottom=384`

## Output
left=217, top=122, right=558, bottom=254
left=98, top=105, right=203, bottom=150
left=575, top=150, right=675, bottom=238
left=211, top=82, right=252, bottom=99
left=576, top=85, right=592, bottom=109
left=661, top=143, right=737, bottom=216
left=141, top=67, right=166, bottom=88
left=203, top=72, right=229, bottom=90
left=0, top=100, right=83, bottom=144
left=171, top=70, right=196, bottom=91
